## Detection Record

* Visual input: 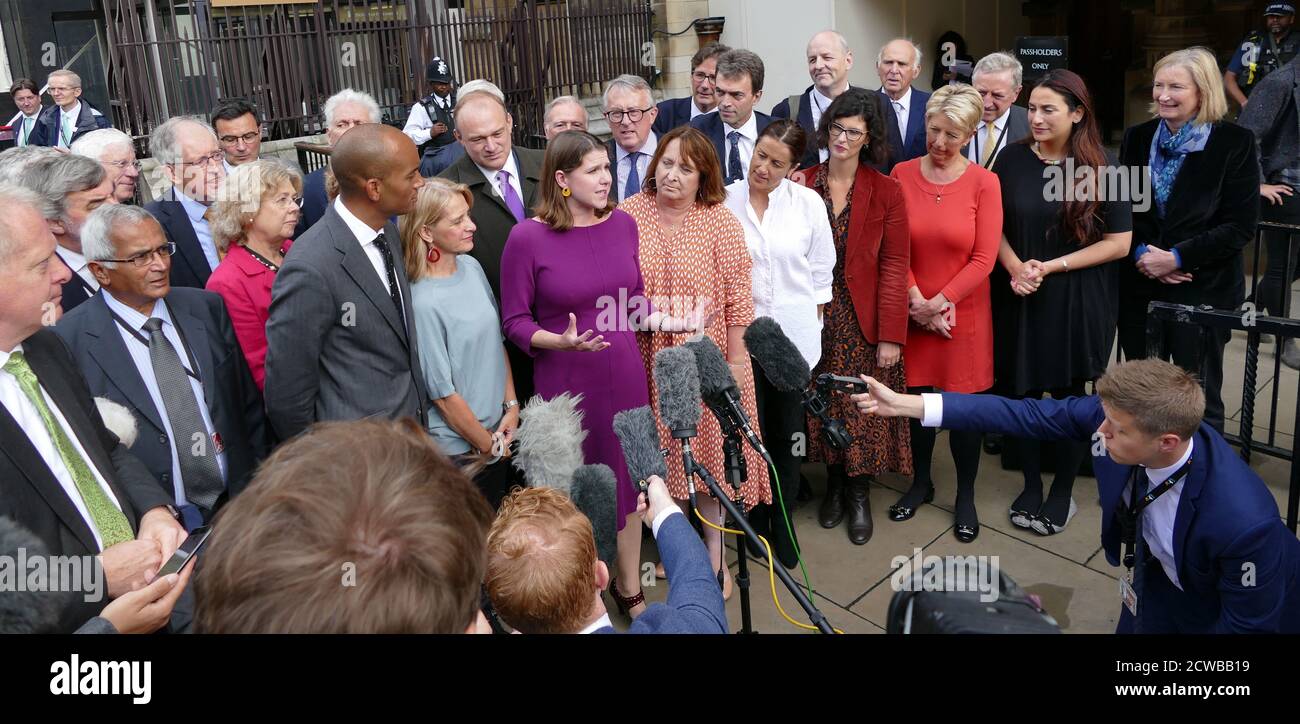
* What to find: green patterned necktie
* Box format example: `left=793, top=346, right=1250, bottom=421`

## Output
left=4, top=351, right=134, bottom=547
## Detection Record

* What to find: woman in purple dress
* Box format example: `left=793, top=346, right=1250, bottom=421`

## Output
left=500, top=131, right=704, bottom=618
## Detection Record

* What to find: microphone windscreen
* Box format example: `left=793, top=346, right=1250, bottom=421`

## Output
left=95, top=397, right=138, bottom=448
left=744, top=316, right=811, bottom=392
left=512, top=393, right=588, bottom=492
left=684, top=335, right=737, bottom=405
left=613, top=405, right=667, bottom=483
left=0, top=517, right=73, bottom=633
left=569, top=463, right=618, bottom=570
left=653, top=345, right=702, bottom=433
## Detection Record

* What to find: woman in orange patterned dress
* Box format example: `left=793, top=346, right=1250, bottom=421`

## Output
left=620, top=126, right=771, bottom=596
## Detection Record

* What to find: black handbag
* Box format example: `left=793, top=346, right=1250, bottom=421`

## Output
left=887, top=569, right=1062, bottom=634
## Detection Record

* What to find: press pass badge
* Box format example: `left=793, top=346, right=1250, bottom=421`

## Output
left=1120, top=574, right=1138, bottom=617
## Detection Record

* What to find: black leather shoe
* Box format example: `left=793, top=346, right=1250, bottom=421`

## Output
left=818, top=478, right=846, bottom=529
left=955, top=523, right=980, bottom=543
left=846, top=478, right=873, bottom=545
left=888, top=485, right=934, bottom=521
left=982, top=433, right=1003, bottom=456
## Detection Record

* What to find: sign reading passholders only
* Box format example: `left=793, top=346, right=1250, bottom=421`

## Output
left=1016, top=36, right=1069, bottom=82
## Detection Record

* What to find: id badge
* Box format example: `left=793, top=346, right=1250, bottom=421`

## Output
left=1120, top=574, right=1138, bottom=617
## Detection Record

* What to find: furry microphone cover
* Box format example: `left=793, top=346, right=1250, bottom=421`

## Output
left=512, top=392, right=587, bottom=492
left=744, top=317, right=811, bottom=392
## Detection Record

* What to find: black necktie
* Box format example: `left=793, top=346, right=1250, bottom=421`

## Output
left=372, top=232, right=405, bottom=327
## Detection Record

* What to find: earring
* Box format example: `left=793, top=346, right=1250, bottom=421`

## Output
left=426, top=245, right=441, bottom=264
left=562, top=187, right=571, bottom=197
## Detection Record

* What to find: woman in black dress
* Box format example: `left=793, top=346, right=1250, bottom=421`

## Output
left=992, top=70, right=1132, bottom=535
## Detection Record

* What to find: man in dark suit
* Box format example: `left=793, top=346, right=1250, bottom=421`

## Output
left=27, top=70, right=111, bottom=149
left=652, top=42, right=729, bottom=136
left=0, top=185, right=188, bottom=632
left=56, top=205, right=270, bottom=530
left=772, top=30, right=866, bottom=170
left=143, top=117, right=228, bottom=290
left=486, top=479, right=727, bottom=634
left=439, top=91, right=544, bottom=402
left=265, top=124, right=428, bottom=441
left=295, top=89, right=383, bottom=238
left=602, top=74, right=658, bottom=203
left=962, top=52, right=1031, bottom=170
left=877, top=38, right=931, bottom=164
left=27, top=154, right=116, bottom=313
left=691, top=49, right=772, bottom=184
left=856, top=359, right=1300, bottom=634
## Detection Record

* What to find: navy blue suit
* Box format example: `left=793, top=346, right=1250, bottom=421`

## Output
left=144, top=189, right=215, bottom=290
left=880, top=88, right=930, bottom=164
left=652, top=97, right=697, bottom=136
left=55, top=253, right=96, bottom=313
left=27, top=101, right=111, bottom=148
left=689, top=111, right=772, bottom=183
left=295, top=167, right=329, bottom=239
left=938, top=392, right=1300, bottom=633
left=596, top=512, right=727, bottom=634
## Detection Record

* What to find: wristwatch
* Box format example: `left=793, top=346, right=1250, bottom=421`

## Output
left=502, top=399, right=519, bottom=413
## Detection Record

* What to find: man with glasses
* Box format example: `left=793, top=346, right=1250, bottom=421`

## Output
left=144, top=117, right=228, bottom=289
left=690, top=49, right=772, bottom=184
left=71, top=128, right=142, bottom=204
left=654, top=42, right=729, bottom=135
left=26, top=154, right=117, bottom=313
left=56, top=204, right=269, bottom=530
left=28, top=70, right=112, bottom=149
left=211, top=100, right=263, bottom=173
left=297, top=88, right=383, bottom=236
left=602, top=75, right=658, bottom=202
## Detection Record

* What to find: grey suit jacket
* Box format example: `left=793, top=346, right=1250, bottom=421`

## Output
left=1238, top=59, right=1300, bottom=183
left=961, top=104, right=1031, bottom=170
left=264, top=202, right=428, bottom=441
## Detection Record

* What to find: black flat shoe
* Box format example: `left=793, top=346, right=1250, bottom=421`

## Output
left=955, top=523, right=979, bottom=543
left=888, top=486, right=934, bottom=521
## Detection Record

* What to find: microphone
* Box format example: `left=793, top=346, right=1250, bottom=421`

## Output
left=0, top=517, right=74, bottom=633
left=652, top=345, right=703, bottom=505
left=95, top=397, right=139, bottom=447
left=512, top=392, right=588, bottom=492
left=683, top=335, right=771, bottom=466
left=745, top=316, right=852, bottom=451
left=569, top=463, right=617, bottom=571
left=612, top=405, right=667, bottom=495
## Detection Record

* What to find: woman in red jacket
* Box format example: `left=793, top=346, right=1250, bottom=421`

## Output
left=890, top=84, right=1002, bottom=542
left=797, top=88, right=912, bottom=546
left=207, top=159, right=301, bottom=391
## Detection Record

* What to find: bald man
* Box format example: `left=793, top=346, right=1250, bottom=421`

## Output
left=264, top=124, right=429, bottom=441
left=772, top=30, right=875, bottom=169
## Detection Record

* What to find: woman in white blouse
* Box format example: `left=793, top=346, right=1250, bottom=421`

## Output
left=724, top=119, right=835, bottom=568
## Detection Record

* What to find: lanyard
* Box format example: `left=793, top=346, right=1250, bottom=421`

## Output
left=1121, top=456, right=1192, bottom=570
left=972, top=121, right=1010, bottom=168
left=109, top=303, right=203, bottom=384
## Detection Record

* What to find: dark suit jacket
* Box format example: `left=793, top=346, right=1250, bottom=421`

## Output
left=144, top=188, right=215, bottom=290
left=959, top=104, right=1031, bottom=170
left=772, top=85, right=901, bottom=173
left=605, top=137, right=656, bottom=202
left=294, top=167, right=329, bottom=240
left=880, top=87, right=931, bottom=164
left=54, top=288, right=270, bottom=508
left=55, top=253, right=96, bottom=313
left=652, top=96, right=697, bottom=136
left=1118, top=119, right=1261, bottom=309
left=264, top=202, right=428, bottom=441
left=797, top=162, right=910, bottom=345
left=27, top=101, right=111, bottom=148
left=939, top=392, right=1300, bottom=633
left=0, top=329, right=174, bottom=632
left=596, top=512, right=727, bottom=634
left=689, top=111, right=773, bottom=183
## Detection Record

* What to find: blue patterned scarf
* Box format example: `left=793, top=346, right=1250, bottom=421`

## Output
left=1149, top=119, right=1212, bottom=217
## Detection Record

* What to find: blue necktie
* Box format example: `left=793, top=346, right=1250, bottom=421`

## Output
left=727, top=131, right=743, bottom=183
left=624, top=152, right=641, bottom=201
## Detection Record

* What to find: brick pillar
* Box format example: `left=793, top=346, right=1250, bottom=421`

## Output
left=653, top=0, right=713, bottom=101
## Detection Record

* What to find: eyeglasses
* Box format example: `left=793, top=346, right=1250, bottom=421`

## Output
left=604, top=107, right=653, bottom=124
left=691, top=71, right=717, bottom=83
left=219, top=130, right=262, bottom=145
left=829, top=122, right=866, bottom=142
left=177, top=151, right=225, bottom=168
left=105, top=159, right=143, bottom=171
left=99, top=242, right=177, bottom=267
left=271, top=195, right=305, bottom=210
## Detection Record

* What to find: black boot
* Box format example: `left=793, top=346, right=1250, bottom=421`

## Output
left=818, top=468, right=846, bottom=529
left=846, top=476, right=873, bottom=545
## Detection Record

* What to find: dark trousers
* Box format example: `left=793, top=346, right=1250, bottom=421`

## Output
left=1119, top=312, right=1230, bottom=431
left=749, top=359, right=804, bottom=569
left=1257, top=191, right=1300, bottom=317
left=453, top=455, right=515, bottom=511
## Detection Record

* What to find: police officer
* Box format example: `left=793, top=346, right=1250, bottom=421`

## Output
left=1226, top=3, right=1298, bottom=109
left=403, top=56, right=457, bottom=161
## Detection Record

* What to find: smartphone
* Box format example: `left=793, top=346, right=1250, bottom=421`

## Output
left=819, top=374, right=870, bottom=395
left=157, top=526, right=212, bottom=577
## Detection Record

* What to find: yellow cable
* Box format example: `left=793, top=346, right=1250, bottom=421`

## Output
left=692, top=506, right=844, bottom=634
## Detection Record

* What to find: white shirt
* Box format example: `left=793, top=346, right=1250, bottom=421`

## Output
left=886, top=87, right=913, bottom=143
left=332, top=197, right=405, bottom=308
left=176, top=190, right=221, bottom=272
left=54, top=245, right=100, bottom=293
left=102, top=291, right=228, bottom=507
left=725, top=178, right=836, bottom=368
left=967, top=106, right=1012, bottom=167
left=615, top=131, right=657, bottom=202
left=403, top=94, right=453, bottom=147
left=17, top=110, right=40, bottom=147
left=577, top=613, right=613, bottom=634
left=809, top=87, right=839, bottom=163
left=918, top=394, right=1191, bottom=591
left=689, top=100, right=716, bottom=121
left=57, top=102, right=82, bottom=148
left=724, top=113, right=760, bottom=180
left=0, top=344, right=124, bottom=551
left=475, top=153, right=525, bottom=213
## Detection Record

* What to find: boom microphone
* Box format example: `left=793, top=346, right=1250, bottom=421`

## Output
left=683, top=336, right=771, bottom=465
left=512, top=393, right=588, bottom=492
left=743, top=316, right=811, bottom=392
left=652, top=345, right=703, bottom=505
left=569, top=463, right=618, bottom=570
left=612, top=405, right=667, bottom=493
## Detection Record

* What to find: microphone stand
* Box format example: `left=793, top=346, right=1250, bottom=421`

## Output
left=713, top=406, right=755, bottom=634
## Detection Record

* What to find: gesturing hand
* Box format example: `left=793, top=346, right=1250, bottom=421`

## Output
left=560, top=313, right=610, bottom=352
